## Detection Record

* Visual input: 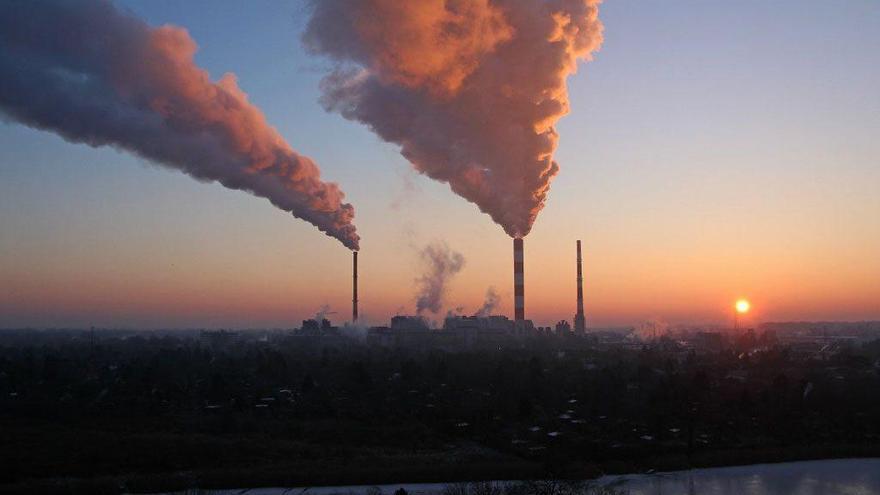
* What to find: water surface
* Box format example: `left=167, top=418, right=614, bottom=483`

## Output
left=599, top=458, right=880, bottom=495
left=161, top=458, right=880, bottom=495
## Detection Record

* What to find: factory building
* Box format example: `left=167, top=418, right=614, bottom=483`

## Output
left=367, top=315, right=536, bottom=349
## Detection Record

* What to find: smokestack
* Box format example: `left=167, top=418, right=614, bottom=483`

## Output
left=513, top=238, right=524, bottom=321
left=352, top=251, right=358, bottom=322
left=574, top=240, right=586, bottom=332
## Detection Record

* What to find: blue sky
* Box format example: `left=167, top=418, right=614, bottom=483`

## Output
left=1, top=0, right=878, bottom=328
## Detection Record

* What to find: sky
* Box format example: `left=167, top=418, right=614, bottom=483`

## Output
left=1, top=0, right=878, bottom=329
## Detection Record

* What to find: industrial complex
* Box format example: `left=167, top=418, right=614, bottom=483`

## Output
left=293, top=239, right=636, bottom=350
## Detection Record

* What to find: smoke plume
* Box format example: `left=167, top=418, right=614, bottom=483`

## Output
left=475, top=287, right=501, bottom=317
left=0, top=0, right=359, bottom=250
left=415, top=242, right=465, bottom=314
left=315, top=304, right=333, bottom=322
left=303, top=0, right=603, bottom=238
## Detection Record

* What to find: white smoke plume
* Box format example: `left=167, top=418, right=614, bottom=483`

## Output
left=474, top=287, right=501, bottom=317
left=315, top=304, right=333, bottom=322
left=415, top=242, right=465, bottom=315
left=0, top=0, right=359, bottom=250
left=303, top=0, right=603, bottom=238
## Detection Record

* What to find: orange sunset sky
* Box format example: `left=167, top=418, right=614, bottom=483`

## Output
left=1, top=1, right=878, bottom=329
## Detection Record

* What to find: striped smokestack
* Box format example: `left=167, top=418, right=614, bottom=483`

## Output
left=513, top=238, right=524, bottom=321
left=574, top=240, right=586, bottom=332
left=352, top=251, right=358, bottom=322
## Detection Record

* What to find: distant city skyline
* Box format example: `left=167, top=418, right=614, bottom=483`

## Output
left=2, top=0, right=879, bottom=329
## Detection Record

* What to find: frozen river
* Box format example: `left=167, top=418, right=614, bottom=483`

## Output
left=597, top=458, right=880, bottom=494
left=158, top=458, right=880, bottom=495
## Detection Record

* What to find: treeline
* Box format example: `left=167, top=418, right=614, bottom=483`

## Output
left=0, top=330, right=879, bottom=493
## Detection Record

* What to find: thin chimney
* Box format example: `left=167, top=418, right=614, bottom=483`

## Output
left=574, top=240, right=586, bottom=332
left=352, top=251, right=358, bottom=322
left=513, top=238, right=524, bottom=321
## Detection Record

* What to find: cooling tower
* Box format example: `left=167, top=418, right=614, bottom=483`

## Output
left=513, top=238, right=524, bottom=321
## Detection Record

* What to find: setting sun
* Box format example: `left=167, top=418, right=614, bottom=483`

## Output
left=736, top=299, right=751, bottom=314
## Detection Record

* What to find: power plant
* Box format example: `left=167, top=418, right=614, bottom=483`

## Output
left=574, top=240, right=586, bottom=332
left=344, top=238, right=586, bottom=331
left=513, top=238, right=525, bottom=321
left=352, top=251, right=358, bottom=323
left=299, top=236, right=609, bottom=347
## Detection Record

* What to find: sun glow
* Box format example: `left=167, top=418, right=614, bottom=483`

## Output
left=735, top=299, right=751, bottom=314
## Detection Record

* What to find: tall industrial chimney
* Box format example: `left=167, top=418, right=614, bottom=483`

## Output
left=352, top=251, right=358, bottom=322
left=574, top=240, right=586, bottom=332
left=513, top=238, right=524, bottom=321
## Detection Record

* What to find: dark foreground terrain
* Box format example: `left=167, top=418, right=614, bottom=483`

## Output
left=1, top=328, right=879, bottom=494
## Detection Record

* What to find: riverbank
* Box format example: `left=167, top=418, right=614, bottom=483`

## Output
left=152, top=458, right=880, bottom=495
left=4, top=445, right=880, bottom=495
left=597, top=458, right=880, bottom=495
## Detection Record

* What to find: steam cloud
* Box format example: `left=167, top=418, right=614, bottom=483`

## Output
left=415, top=242, right=465, bottom=314
left=0, top=0, right=359, bottom=250
left=315, top=304, right=333, bottom=322
left=475, top=287, right=501, bottom=317
left=303, top=0, right=603, bottom=238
